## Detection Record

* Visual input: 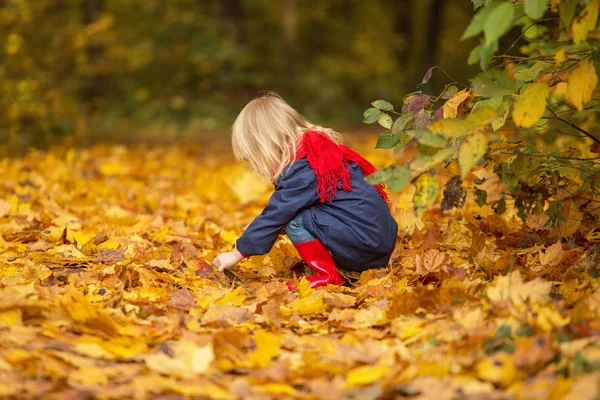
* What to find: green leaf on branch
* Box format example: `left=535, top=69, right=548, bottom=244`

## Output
left=470, top=70, right=517, bottom=98
left=429, top=107, right=496, bottom=138
left=559, top=0, right=577, bottom=29
left=413, top=173, right=441, bottom=215
left=472, top=0, right=493, bottom=10
left=462, top=2, right=501, bottom=40
left=391, top=112, right=414, bottom=134
left=484, top=2, right=515, bottom=45
left=365, top=168, right=390, bottom=185
left=387, top=165, right=411, bottom=191
left=366, top=165, right=411, bottom=192
left=472, top=96, right=503, bottom=111
left=363, top=108, right=381, bottom=124
left=524, top=0, right=547, bottom=20
left=468, top=43, right=483, bottom=66
left=479, top=40, right=499, bottom=69
left=405, top=130, right=447, bottom=148
left=376, top=132, right=398, bottom=149
left=412, top=147, right=457, bottom=172
left=514, top=61, right=552, bottom=82
left=372, top=100, right=394, bottom=111
left=459, top=133, right=488, bottom=178
left=378, top=112, right=393, bottom=129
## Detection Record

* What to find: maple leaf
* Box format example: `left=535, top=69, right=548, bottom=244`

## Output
left=415, top=249, right=449, bottom=276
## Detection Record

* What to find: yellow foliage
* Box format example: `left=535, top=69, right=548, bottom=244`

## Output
left=346, top=364, right=390, bottom=387
left=572, top=0, right=599, bottom=44
left=567, top=59, right=598, bottom=111
left=0, top=142, right=597, bottom=398
left=443, top=89, right=471, bottom=119
left=459, top=133, right=488, bottom=177
left=513, top=82, right=550, bottom=128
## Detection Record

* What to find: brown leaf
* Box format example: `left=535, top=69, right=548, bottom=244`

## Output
left=514, top=336, right=556, bottom=373
left=415, top=249, right=449, bottom=276
left=166, top=288, right=195, bottom=310
left=202, top=305, right=252, bottom=327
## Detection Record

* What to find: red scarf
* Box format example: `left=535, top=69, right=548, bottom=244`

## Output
left=295, top=130, right=389, bottom=204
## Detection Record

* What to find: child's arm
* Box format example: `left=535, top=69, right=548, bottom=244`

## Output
left=213, top=162, right=318, bottom=270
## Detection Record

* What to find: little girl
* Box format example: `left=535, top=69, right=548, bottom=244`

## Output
left=213, top=92, right=398, bottom=289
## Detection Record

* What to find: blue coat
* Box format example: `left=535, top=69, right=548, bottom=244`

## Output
left=236, top=159, right=398, bottom=271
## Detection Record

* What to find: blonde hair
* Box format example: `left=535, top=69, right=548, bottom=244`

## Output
left=232, top=92, right=342, bottom=182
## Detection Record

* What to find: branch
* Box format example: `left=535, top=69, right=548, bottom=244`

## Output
left=546, top=106, right=600, bottom=143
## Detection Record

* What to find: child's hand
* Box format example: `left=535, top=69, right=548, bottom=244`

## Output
left=213, top=249, right=244, bottom=272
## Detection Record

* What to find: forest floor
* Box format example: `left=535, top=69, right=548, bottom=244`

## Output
left=0, top=135, right=598, bottom=399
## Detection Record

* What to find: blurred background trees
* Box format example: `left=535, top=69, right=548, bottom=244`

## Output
left=0, top=0, right=477, bottom=149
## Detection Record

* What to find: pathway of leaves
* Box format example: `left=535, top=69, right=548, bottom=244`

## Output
left=0, top=141, right=598, bottom=399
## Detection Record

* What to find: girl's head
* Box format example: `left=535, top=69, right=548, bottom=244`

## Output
left=232, top=92, right=341, bottom=182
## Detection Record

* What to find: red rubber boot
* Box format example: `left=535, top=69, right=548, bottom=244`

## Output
left=286, top=239, right=345, bottom=290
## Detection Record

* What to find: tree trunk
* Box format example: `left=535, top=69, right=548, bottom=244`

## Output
left=282, top=0, right=297, bottom=93
left=80, top=0, right=105, bottom=104
left=406, top=0, right=442, bottom=88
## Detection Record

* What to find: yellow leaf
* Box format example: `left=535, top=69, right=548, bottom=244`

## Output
left=417, top=359, right=451, bottom=377
left=539, top=241, right=564, bottom=266
left=283, top=295, right=327, bottom=315
left=297, top=276, right=313, bottom=299
left=68, top=366, right=108, bottom=386
left=61, top=289, right=121, bottom=337
left=564, top=372, right=600, bottom=400
left=0, top=199, right=11, bottom=217
left=513, top=82, right=550, bottom=127
left=0, top=383, right=20, bottom=397
left=553, top=82, right=568, bottom=98
left=443, top=89, right=471, bottom=119
left=144, top=341, right=214, bottom=377
left=465, top=107, right=497, bottom=130
left=476, top=353, right=522, bottom=388
left=535, top=307, right=570, bottom=332
left=413, top=173, right=440, bottom=215
left=572, top=0, right=599, bottom=44
left=567, top=59, right=598, bottom=111
left=68, top=231, right=94, bottom=247
left=74, top=341, right=115, bottom=359
left=459, top=133, right=488, bottom=178
left=123, top=287, right=170, bottom=304
left=487, top=271, right=552, bottom=310
left=257, top=383, right=298, bottom=396
left=350, top=306, right=388, bottom=329
left=555, top=48, right=567, bottom=64
left=347, top=364, right=390, bottom=387
left=101, top=337, right=148, bottom=358
left=216, top=286, right=248, bottom=307
left=549, top=377, right=573, bottom=400
left=0, top=309, right=21, bottom=327
left=247, top=330, right=280, bottom=368
left=429, top=118, right=469, bottom=137
left=98, top=239, right=119, bottom=250
left=430, top=108, right=496, bottom=138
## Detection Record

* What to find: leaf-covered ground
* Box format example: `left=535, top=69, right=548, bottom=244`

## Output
left=0, top=138, right=598, bottom=400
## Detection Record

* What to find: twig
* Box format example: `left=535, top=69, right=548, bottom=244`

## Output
left=546, top=107, right=600, bottom=143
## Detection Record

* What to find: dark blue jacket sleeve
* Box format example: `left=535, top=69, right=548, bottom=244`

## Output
left=236, top=162, right=317, bottom=256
